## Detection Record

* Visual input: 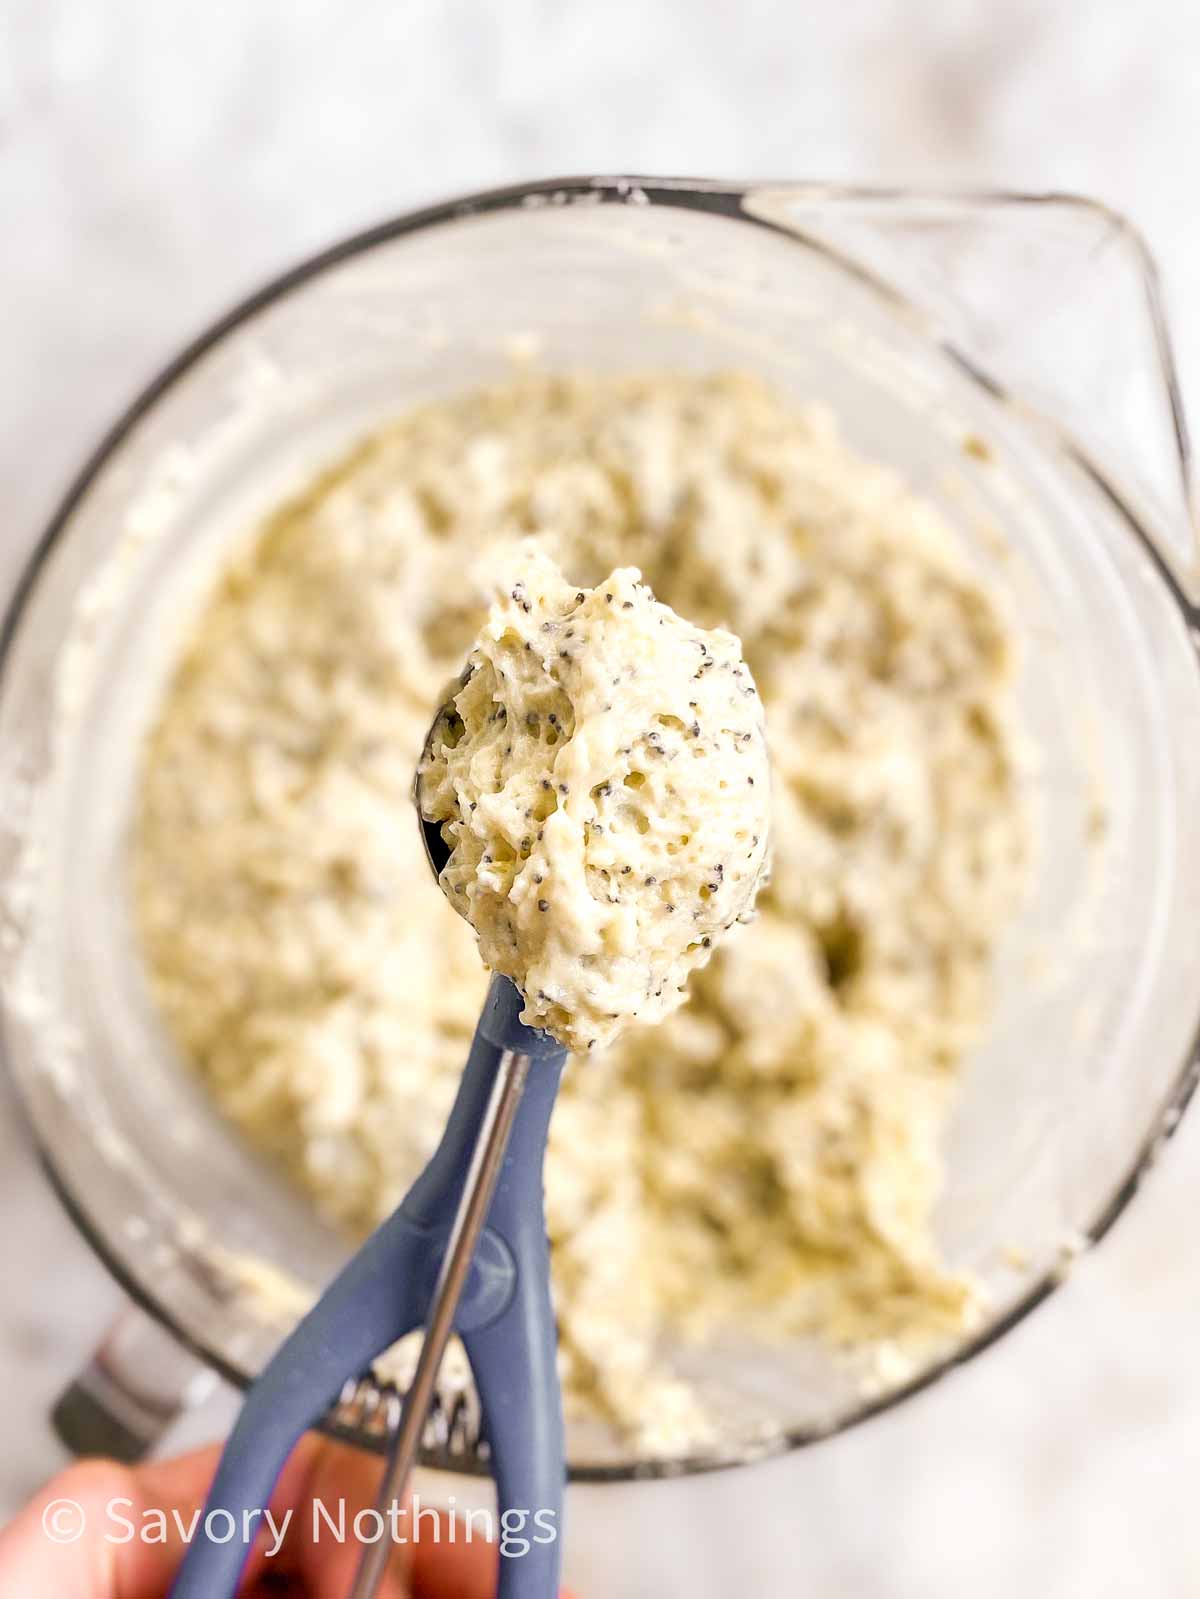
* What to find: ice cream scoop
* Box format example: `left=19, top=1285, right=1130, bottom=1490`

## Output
left=168, top=681, right=568, bottom=1599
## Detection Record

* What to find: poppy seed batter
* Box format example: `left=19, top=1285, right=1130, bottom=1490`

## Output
left=418, top=547, right=771, bottom=1052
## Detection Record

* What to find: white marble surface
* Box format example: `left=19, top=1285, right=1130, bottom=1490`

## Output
left=4, top=2, right=1200, bottom=1594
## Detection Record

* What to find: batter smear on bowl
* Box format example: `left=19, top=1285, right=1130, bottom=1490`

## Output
left=417, top=546, right=772, bottom=1054
left=132, top=373, right=1027, bottom=1454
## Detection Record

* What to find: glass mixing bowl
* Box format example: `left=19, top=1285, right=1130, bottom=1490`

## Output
left=2, top=178, right=1199, bottom=1480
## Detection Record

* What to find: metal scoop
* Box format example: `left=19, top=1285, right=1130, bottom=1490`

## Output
left=168, top=682, right=569, bottom=1599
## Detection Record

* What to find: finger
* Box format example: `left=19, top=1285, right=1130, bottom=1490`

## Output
left=409, top=1507, right=581, bottom=1599
left=0, top=1440, right=376, bottom=1599
left=409, top=1507, right=497, bottom=1599
left=136, top=1435, right=403, bottom=1593
left=135, top=1441, right=281, bottom=1589
left=0, top=1451, right=221, bottom=1598
left=264, top=1435, right=409, bottom=1597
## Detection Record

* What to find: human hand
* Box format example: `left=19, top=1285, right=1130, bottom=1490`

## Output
left=0, top=1433, right=566, bottom=1596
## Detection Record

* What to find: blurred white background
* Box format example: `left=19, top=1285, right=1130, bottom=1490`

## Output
left=3, top=2, right=1200, bottom=1595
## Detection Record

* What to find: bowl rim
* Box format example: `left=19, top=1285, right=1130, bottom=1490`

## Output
left=5, top=173, right=1200, bottom=1482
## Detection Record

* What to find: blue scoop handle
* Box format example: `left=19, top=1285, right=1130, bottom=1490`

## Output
left=169, top=974, right=567, bottom=1599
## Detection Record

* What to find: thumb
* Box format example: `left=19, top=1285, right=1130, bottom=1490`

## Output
left=0, top=1451, right=223, bottom=1598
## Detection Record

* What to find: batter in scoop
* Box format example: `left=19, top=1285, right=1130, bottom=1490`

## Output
left=418, top=547, right=771, bottom=1053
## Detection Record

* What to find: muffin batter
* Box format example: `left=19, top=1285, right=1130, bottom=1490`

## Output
left=418, top=548, right=771, bottom=1052
left=132, top=372, right=1027, bottom=1454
